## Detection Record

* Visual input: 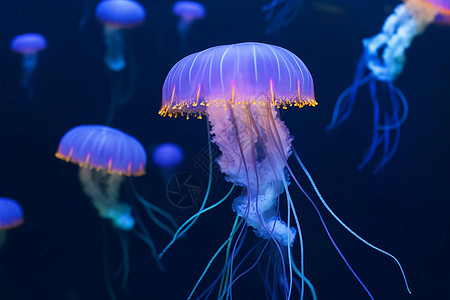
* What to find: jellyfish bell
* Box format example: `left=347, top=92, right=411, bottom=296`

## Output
left=0, top=197, right=24, bottom=250
left=10, top=33, right=47, bottom=100
left=10, top=33, right=47, bottom=55
left=95, top=0, right=146, bottom=71
left=172, top=1, right=205, bottom=34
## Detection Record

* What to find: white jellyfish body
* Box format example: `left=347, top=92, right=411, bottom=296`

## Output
left=10, top=33, right=47, bottom=100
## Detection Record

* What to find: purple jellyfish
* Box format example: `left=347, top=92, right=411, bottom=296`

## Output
left=158, top=42, right=410, bottom=299
left=152, top=143, right=184, bottom=169
left=55, top=125, right=178, bottom=293
left=172, top=1, right=205, bottom=37
left=10, top=33, right=47, bottom=100
left=96, top=0, right=146, bottom=125
left=96, top=0, right=146, bottom=71
left=0, top=197, right=24, bottom=250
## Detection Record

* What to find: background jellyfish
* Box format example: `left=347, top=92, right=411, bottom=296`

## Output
left=153, top=143, right=184, bottom=169
left=158, top=42, right=410, bottom=299
left=10, top=33, right=47, bottom=100
left=55, top=125, right=177, bottom=296
left=172, top=1, right=205, bottom=46
left=262, top=0, right=303, bottom=35
left=152, top=142, right=184, bottom=182
left=95, top=0, right=146, bottom=125
left=327, top=0, right=450, bottom=174
left=0, top=197, right=23, bottom=251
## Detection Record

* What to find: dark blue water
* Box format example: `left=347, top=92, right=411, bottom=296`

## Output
left=0, top=0, right=449, bottom=299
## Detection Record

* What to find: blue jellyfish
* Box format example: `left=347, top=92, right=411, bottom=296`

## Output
left=96, top=0, right=146, bottom=71
left=10, top=33, right=47, bottom=100
left=0, top=197, right=24, bottom=251
left=153, top=143, right=184, bottom=169
left=152, top=142, right=184, bottom=183
left=262, top=0, right=303, bottom=35
left=327, top=0, right=450, bottom=174
left=158, top=42, right=411, bottom=299
left=96, top=0, right=146, bottom=125
left=172, top=1, right=205, bottom=41
left=55, top=125, right=177, bottom=296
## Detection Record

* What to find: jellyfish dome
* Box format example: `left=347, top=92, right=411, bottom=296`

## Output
left=10, top=33, right=47, bottom=55
left=160, top=42, right=316, bottom=119
left=153, top=143, right=184, bottom=168
left=96, top=0, right=146, bottom=29
left=56, top=125, right=146, bottom=176
left=172, top=1, right=205, bottom=21
left=0, top=198, right=23, bottom=230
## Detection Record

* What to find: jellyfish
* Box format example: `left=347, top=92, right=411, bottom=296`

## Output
left=172, top=1, right=205, bottom=41
left=153, top=143, right=184, bottom=168
left=152, top=142, right=184, bottom=182
left=0, top=197, right=23, bottom=251
left=96, top=0, right=146, bottom=124
left=327, top=0, right=450, bottom=174
left=262, top=0, right=303, bottom=35
left=10, top=33, right=47, bottom=100
left=96, top=0, right=145, bottom=72
left=55, top=125, right=177, bottom=296
left=158, top=42, right=411, bottom=299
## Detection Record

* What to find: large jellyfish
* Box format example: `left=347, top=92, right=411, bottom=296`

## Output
left=172, top=1, right=205, bottom=45
left=0, top=197, right=24, bottom=251
left=327, top=0, right=450, bottom=174
left=55, top=125, right=177, bottom=296
left=158, top=42, right=411, bottom=299
left=95, top=0, right=146, bottom=124
left=262, top=0, right=303, bottom=35
left=10, top=33, right=47, bottom=100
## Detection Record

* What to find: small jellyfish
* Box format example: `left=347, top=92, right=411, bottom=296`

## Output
left=172, top=1, right=205, bottom=39
left=55, top=125, right=177, bottom=295
left=96, top=0, right=146, bottom=125
left=262, top=0, right=303, bottom=35
left=0, top=197, right=24, bottom=251
left=327, top=0, right=450, bottom=174
left=152, top=142, right=184, bottom=182
left=158, top=42, right=410, bottom=299
left=153, top=143, right=184, bottom=169
left=10, top=33, right=47, bottom=100
left=95, top=0, right=146, bottom=71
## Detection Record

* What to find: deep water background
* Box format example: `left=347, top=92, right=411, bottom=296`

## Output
left=0, top=0, right=449, bottom=299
